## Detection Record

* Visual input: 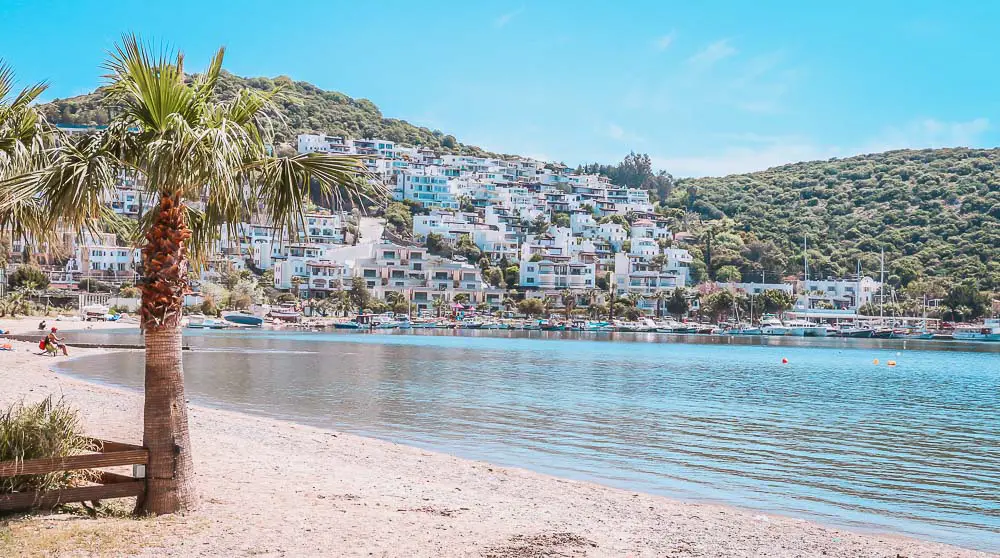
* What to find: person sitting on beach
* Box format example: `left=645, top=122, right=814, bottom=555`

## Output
left=46, top=327, right=69, bottom=356
left=38, top=320, right=47, bottom=331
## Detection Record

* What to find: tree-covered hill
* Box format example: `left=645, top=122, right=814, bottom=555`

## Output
left=666, top=148, right=1000, bottom=291
left=39, top=71, right=495, bottom=156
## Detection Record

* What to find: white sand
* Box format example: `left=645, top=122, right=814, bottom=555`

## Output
left=0, top=318, right=993, bottom=557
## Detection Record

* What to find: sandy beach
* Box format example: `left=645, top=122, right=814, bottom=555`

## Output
left=0, top=317, right=993, bottom=557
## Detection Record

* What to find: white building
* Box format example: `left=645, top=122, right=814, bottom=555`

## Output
left=595, top=223, right=627, bottom=250
left=797, top=277, right=882, bottom=310
left=720, top=282, right=795, bottom=295
left=304, top=212, right=345, bottom=245
left=519, top=256, right=596, bottom=291
left=396, top=167, right=458, bottom=210
left=630, top=218, right=671, bottom=241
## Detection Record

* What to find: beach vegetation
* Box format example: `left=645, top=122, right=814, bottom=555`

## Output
left=0, top=396, right=100, bottom=496
left=517, top=297, right=547, bottom=317
left=349, top=276, right=372, bottom=313
left=666, top=288, right=689, bottom=319
left=77, top=278, right=112, bottom=293
left=7, top=265, right=49, bottom=291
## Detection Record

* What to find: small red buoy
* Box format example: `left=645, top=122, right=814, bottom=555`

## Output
left=781, top=358, right=788, bottom=364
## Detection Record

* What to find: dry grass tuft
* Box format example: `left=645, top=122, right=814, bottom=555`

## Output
left=0, top=396, right=101, bottom=496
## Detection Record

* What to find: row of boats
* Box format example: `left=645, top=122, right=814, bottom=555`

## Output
left=329, top=313, right=1000, bottom=341
left=186, top=308, right=1000, bottom=342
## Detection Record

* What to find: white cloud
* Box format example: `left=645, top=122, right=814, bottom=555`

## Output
left=651, top=32, right=676, bottom=51
left=494, top=8, right=523, bottom=28
left=687, top=39, right=737, bottom=68
left=606, top=122, right=644, bottom=143
left=651, top=118, right=990, bottom=178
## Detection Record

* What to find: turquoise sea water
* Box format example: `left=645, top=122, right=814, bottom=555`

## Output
left=58, top=329, right=1000, bottom=551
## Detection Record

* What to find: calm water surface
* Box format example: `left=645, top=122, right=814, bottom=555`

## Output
left=58, top=329, right=1000, bottom=551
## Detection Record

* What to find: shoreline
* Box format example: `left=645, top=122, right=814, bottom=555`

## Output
left=1, top=319, right=995, bottom=557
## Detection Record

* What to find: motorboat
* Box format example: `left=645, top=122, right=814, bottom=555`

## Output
left=540, top=319, right=567, bottom=331
left=458, top=317, right=484, bottom=329
left=654, top=318, right=684, bottom=333
left=186, top=314, right=227, bottom=329
left=760, top=314, right=787, bottom=336
left=953, top=319, right=1000, bottom=342
left=222, top=312, right=264, bottom=327
left=268, top=304, right=302, bottom=322
left=785, top=319, right=828, bottom=337
left=839, top=325, right=875, bottom=338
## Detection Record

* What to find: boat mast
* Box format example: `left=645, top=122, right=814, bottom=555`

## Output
left=879, top=247, right=885, bottom=322
left=856, top=259, right=862, bottom=326
left=803, top=236, right=808, bottom=283
left=803, top=236, right=809, bottom=324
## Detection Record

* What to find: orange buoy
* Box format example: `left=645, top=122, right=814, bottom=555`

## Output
left=887, top=360, right=897, bottom=366
left=873, top=359, right=880, bottom=365
left=781, top=358, right=789, bottom=364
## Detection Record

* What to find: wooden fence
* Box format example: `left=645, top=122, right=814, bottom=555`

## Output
left=0, top=439, right=148, bottom=512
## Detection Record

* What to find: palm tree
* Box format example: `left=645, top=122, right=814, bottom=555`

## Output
left=625, top=292, right=644, bottom=315
left=559, top=289, right=576, bottom=320
left=290, top=275, right=304, bottom=299
left=332, top=290, right=353, bottom=317
left=432, top=296, right=448, bottom=318
left=501, top=294, right=518, bottom=314
left=0, top=38, right=384, bottom=515
left=653, top=289, right=669, bottom=318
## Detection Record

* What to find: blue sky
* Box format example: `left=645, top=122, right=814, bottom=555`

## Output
left=2, top=0, right=998, bottom=177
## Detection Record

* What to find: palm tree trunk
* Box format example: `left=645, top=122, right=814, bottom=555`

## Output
left=135, top=195, right=196, bottom=515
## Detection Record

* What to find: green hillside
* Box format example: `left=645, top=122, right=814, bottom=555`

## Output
left=39, top=71, right=494, bottom=156
left=668, top=148, right=1000, bottom=291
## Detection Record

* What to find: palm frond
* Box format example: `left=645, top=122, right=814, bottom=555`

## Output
left=103, top=34, right=196, bottom=132
left=192, top=47, right=225, bottom=106
left=250, top=152, right=384, bottom=235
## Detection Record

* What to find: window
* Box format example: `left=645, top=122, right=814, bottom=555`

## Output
left=526, top=278, right=534, bottom=284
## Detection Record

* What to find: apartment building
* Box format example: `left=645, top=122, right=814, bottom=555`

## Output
left=519, top=257, right=597, bottom=291
left=797, top=276, right=883, bottom=310
left=395, top=167, right=458, bottom=210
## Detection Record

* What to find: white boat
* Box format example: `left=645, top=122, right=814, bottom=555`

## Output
left=654, top=318, right=684, bottom=333
left=186, top=314, right=228, bottom=329
left=953, top=319, right=1000, bottom=342
left=760, top=314, right=788, bottom=336
left=268, top=304, right=302, bottom=322
left=784, top=319, right=828, bottom=337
